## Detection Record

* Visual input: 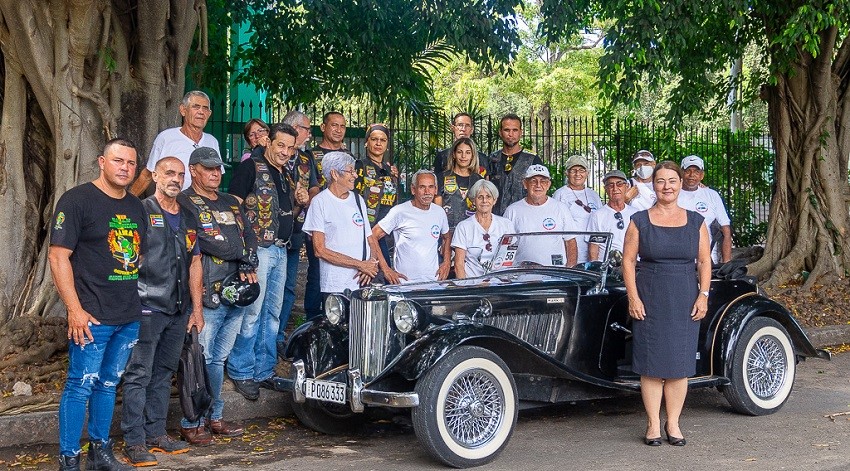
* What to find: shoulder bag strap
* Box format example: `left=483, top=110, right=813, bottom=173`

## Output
left=351, top=191, right=367, bottom=261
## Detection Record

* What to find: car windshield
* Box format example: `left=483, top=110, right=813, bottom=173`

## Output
left=486, top=232, right=614, bottom=273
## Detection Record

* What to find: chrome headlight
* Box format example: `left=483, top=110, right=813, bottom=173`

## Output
left=325, top=294, right=347, bottom=325
left=392, top=300, right=419, bottom=334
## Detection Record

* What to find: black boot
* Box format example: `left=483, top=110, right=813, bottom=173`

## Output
left=58, top=454, right=81, bottom=471
left=85, top=439, right=132, bottom=471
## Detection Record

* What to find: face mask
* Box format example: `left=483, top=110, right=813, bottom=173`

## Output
left=635, top=165, right=653, bottom=180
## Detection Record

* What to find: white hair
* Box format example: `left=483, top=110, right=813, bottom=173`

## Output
left=469, top=178, right=499, bottom=201
left=322, top=152, right=355, bottom=181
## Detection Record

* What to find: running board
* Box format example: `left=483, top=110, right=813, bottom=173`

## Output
left=612, top=375, right=731, bottom=391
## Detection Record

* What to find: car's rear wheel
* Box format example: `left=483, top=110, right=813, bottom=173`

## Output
left=291, top=398, right=363, bottom=435
left=412, top=346, right=517, bottom=468
left=721, top=317, right=796, bottom=415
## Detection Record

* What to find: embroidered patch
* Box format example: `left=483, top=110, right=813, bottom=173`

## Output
left=149, top=214, right=164, bottom=227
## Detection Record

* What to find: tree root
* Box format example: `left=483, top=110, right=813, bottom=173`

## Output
left=0, top=394, right=57, bottom=415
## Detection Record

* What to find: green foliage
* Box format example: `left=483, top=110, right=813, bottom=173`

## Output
left=231, top=0, right=523, bottom=111
left=538, top=0, right=850, bottom=124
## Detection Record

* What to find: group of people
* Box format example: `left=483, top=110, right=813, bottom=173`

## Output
left=49, top=90, right=733, bottom=470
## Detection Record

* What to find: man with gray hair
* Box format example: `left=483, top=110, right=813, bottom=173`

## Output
left=370, top=169, right=451, bottom=284
left=131, top=90, right=221, bottom=196
left=302, top=152, right=379, bottom=300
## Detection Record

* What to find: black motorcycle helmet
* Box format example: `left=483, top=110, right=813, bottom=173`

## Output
left=219, top=271, right=261, bottom=307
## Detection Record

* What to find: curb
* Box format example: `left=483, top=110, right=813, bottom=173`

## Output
left=0, top=384, right=293, bottom=449
left=2, top=325, right=846, bottom=449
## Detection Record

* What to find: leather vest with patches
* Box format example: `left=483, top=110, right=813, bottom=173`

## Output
left=489, top=150, right=537, bottom=215
left=243, top=158, right=283, bottom=248
left=439, top=172, right=480, bottom=228
left=137, top=197, right=196, bottom=315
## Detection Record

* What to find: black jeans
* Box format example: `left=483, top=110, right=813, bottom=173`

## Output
left=120, top=309, right=189, bottom=445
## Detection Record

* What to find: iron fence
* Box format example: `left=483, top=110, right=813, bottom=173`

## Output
left=206, top=99, right=773, bottom=246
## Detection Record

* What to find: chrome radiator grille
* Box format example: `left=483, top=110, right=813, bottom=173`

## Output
left=349, top=297, right=390, bottom=381
left=483, top=312, right=564, bottom=355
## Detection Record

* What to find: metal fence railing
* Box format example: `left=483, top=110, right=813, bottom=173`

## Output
left=206, top=99, right=774, bottom=246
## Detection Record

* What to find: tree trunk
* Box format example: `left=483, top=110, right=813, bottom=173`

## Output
left=748, top=27, right=850, bottom=288
left=0, top=1, right=203, bottom=328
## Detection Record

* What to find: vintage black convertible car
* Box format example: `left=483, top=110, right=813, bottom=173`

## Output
left=277, top=232, right=830, bottom=468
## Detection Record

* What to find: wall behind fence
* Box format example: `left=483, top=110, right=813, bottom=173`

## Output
left=206, top=99, right=773, bottom=246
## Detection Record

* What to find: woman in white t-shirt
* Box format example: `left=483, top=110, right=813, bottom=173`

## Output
left=302, top=152, right=379, bottom=295
left=451, top=179, right=516, bottom=278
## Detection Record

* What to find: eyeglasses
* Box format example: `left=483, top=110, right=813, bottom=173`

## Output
left=453, top=123, right=473, bottom=129
left=483, top=233, right=492, bottom=252
left=504, top=154, right=515, bottom=172
left=614, top=212, right=624, bottom=230
left=296, top=124, right=311, bottom=133
left=574, top=200, right=592, bottom=213
left=248, top=129, right=268, bottom=139
left=567, top=168, right=587, bottom=175
left=188, top=103, right=211, bottom=113
left=605, top=181, right=628, bottom=189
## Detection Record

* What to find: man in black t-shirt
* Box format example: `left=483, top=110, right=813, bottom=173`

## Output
left=120, top=157, right=203, bottom=465
left=227, top=124, right=298, bottom=399
left=50, top=138, right=147, bottom=470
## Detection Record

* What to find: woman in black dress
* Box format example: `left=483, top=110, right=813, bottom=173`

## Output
left=622, top=160, right=712, bottom=447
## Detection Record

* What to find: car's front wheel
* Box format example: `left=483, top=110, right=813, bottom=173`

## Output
left=412, top=346, right=517, bottom=468
left=721, top=317, right=796, bottom=415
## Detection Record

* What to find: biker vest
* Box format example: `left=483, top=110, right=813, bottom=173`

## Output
left=242, top=158, right=283, bottom=248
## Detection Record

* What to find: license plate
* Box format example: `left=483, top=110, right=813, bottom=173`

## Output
left=303, top=378, right=347, bottom=404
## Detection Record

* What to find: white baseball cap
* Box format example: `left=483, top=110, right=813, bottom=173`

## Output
left=523, top=164, right=551, bottom=179
left=681, top=155, right=705, bottom=170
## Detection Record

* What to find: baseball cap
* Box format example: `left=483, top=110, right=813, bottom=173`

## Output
left=681, top=155, right=705, bottom=170
left=603, top=169, right=629, bottom=183
left=632, top=149, right=655, bottom=163
left=564, top=155, right=589, bottom=171
left=523, top=164, right=551, bottom=179
left=188, top=147, right=224, bottom=168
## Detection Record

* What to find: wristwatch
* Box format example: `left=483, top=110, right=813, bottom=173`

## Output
left=700, top=290, right=709, bottom=297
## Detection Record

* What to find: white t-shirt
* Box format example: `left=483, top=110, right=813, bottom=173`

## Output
left=451, top=215, right=516, bottom=277
left=302, top=189, right=372, bottom=293
left=628, top=179, right=656, bottom=210
left=503, top=197, right=579, bottom=266
left=678, top=187, right=731, bottom=262
left=378, top=201, right=449, bottom=283
left=552, top=185, right=603, bottom=263
left=585, top=204, right=638, bottom=261
left=147, top=128, right=222, bottom=190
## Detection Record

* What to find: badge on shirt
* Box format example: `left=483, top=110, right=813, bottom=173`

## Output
left=444, top=175, right=458, bottom=193
left=149, top=214, right=164, bottom=227
left=542, top=217, right=556, bottom=231
left=54, top=212, right=65, bottom=230
left=695, top=201, right=708, bottom=212
left=430, top=224, right=441, bottom=239
left=199, top=212, right=213, bottom=224
left=551, top=254, right=564, bottom=266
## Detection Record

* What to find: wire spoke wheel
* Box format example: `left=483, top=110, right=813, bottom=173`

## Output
left=443, top=368, right=505, bottom=448
left=746, top=335, right=787, bottom=399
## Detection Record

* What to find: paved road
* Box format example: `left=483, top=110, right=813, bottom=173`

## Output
left=4, top=351, right=848, bottom=470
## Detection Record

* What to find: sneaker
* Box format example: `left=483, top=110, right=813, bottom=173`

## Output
left=231, top=378, right=260, bottom=400
left=146, top=435, right=189, bottom=455
left=122, top=444, right=157, bottom=467
left=87, top=439, right=132, bottom=471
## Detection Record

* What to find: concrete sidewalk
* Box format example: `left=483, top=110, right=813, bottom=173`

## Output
left=2, top=324, right=848, bottom=449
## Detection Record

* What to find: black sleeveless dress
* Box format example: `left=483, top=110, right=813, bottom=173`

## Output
left=631, top=209, right=704, bottom=378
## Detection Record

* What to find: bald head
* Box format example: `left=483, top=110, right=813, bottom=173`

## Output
left=152, top=156, right=185, bottom=199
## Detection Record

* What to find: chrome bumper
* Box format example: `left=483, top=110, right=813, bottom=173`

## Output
left=280, top=360, right=419, bottom=412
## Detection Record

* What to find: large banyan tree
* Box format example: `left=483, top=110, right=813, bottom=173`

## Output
left=541, top=0, right=850, bottom=288
left=0, top=1, right=205, bottom=369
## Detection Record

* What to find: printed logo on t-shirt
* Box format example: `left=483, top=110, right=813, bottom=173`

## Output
left=430, top=224, right=441, bottom=238
left=695, top=201, right=708, bottom=212
left=54, top=212, right=65, bottom=230
left=352, top=211, right=364, bottom=227
left=542, top=217, right=556, bottom=231
left=107, top=214, right=141, bottom=281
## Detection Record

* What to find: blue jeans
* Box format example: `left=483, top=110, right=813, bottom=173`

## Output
left=59, top=322, right=140, bottom=456
left=278, top=232, right=304, bottom=347
left=121, top=310, right=188, bottom=446
left=304, top=238, right=322, bottom=320
left=181, top=303, right=244, bottom=427
left=227, top=245, right=286, bottom=382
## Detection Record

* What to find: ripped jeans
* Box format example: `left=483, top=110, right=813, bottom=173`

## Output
left=59, top=322, right=140, bottom=457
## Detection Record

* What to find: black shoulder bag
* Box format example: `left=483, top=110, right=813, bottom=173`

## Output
left=177, top=326, right=212, bottom=423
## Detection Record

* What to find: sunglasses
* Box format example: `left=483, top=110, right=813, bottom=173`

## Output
left=504, top=154, right=515, bottom=173
left=574, top=200, right=592, bottom=213
left=614, top=211, right=624, bottom=230
left=483, top=233, right=492, bottom=252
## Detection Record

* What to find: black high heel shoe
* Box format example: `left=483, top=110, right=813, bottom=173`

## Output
left=644, top=436, right=663, bottom=446
left=664, top=424, right=686, bottom=446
